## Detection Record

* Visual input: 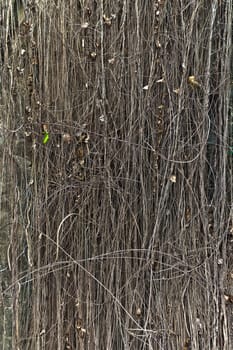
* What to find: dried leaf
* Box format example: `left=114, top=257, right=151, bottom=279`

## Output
left=90, top=52, right=97, bottom=59
left=108, top=58, right=115, bottom=64
left=156, top=77, right=165, bottom=83
left=103, top=15, right=111, bottom=26
left=169, top=175, right=176, bottom=183
left=62, top=133, right=71, bottom=143
left=81, top=22, right=89, bottom=29
left=188, top=75, right=201, bottom=87
left=42, top=124, right=48, bottom=132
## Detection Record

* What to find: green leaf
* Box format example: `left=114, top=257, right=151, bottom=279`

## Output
left=42, top=131, right=49, bottom=144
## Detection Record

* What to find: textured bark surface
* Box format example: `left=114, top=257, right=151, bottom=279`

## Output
left=0, top=1, right=232, bottom=349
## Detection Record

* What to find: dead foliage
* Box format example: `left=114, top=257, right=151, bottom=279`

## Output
left=0, top=0, right=232, bottom=349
